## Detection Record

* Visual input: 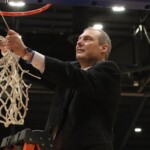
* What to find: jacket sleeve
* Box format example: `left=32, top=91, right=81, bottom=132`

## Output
left=42, top=56, right=121, bottom=99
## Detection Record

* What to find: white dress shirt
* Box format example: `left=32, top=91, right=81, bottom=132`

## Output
left=31, top=51, right=45, bottom=74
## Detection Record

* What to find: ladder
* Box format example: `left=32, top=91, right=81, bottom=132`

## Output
left=0, top=129, right=53, bottom=150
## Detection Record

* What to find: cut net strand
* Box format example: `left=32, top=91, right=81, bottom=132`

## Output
left=0, top=36, right=40, bottom=127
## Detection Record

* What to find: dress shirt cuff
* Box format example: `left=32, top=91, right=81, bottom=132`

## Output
left=31, top=51, right=45, bottom=74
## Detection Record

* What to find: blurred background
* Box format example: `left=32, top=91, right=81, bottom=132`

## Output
left=0, top=0, right=150, bottom=150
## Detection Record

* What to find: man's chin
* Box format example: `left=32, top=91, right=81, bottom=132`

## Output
left=76, top=54, right=84, bottom=60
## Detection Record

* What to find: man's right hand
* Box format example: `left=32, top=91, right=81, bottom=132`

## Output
left=6, top=29, right=27, bottom=57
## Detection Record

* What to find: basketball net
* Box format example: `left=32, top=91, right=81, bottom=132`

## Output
left=0, top=36, right=40, bottom=127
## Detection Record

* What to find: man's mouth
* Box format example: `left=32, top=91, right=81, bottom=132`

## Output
left=76, top=48, right=85, bottom=53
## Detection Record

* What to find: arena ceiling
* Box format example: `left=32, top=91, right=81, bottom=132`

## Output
left=0, top=1, right=150, bottom=150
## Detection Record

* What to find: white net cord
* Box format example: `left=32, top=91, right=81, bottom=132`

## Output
left=0, top=36, right=40, bottom=127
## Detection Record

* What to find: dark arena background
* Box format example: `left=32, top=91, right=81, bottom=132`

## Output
left=0, top=0, right=150, bottom=150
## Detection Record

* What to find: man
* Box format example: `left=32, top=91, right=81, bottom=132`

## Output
left=2, top=27, right=121, bottom=150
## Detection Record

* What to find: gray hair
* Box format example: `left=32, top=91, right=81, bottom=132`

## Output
left=84, top=27, right=112, bottom=60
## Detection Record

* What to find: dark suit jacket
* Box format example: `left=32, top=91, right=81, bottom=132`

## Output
left=42, top=56, right=121, bottom=150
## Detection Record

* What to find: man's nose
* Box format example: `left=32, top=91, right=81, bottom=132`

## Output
left=77, top=39, right=83, bottom=46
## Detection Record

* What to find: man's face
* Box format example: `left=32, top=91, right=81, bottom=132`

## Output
left=76, top=29, right=104, bottom=64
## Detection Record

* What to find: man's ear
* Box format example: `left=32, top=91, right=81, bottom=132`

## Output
left=99, top=44, right=109, bottom=54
